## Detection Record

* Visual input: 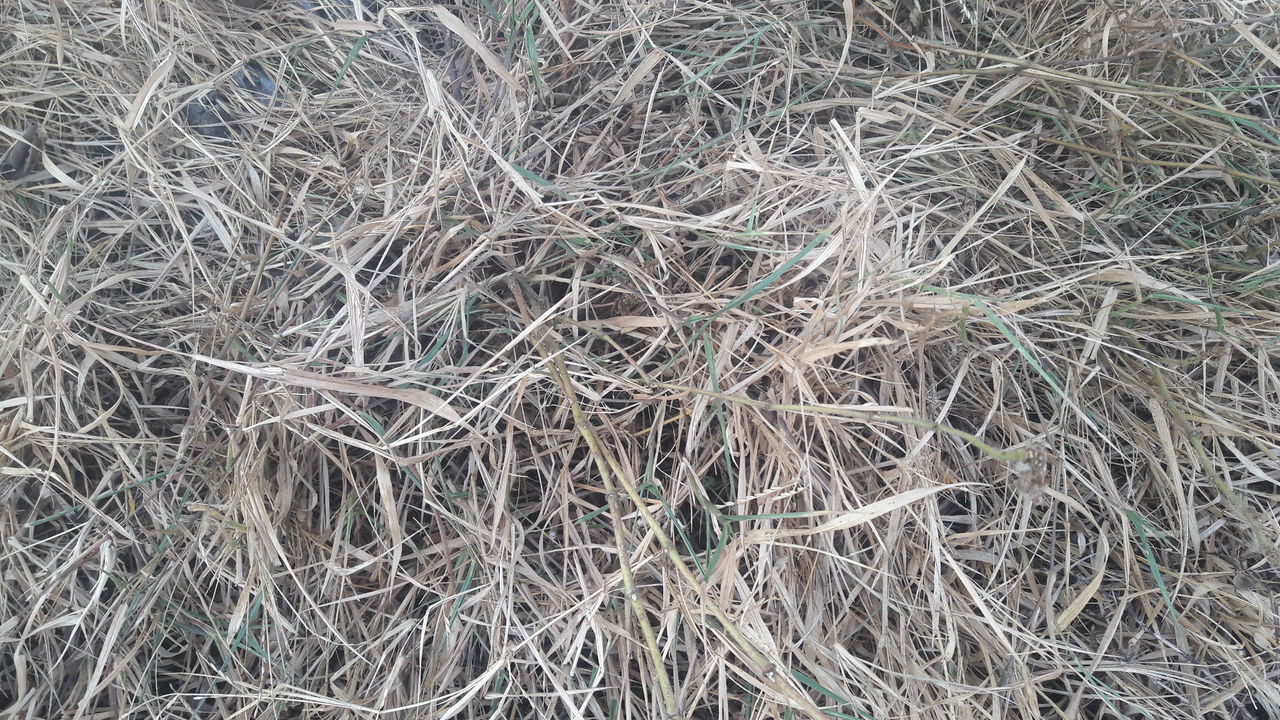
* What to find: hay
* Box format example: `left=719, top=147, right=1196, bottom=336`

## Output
left=2, top=0, right=1278, bottom=717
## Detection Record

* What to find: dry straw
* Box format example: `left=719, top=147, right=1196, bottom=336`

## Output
left=2, top=0, right=1278, bottom=718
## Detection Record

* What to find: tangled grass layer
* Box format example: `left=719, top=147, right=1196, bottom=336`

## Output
left=2, top=0, right=1278, bottom=718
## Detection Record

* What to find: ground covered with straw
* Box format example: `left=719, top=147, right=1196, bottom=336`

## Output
left=2, top=0, right=1279, bottom=718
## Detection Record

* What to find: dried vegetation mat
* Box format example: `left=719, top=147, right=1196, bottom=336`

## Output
left=2, top=0, right=1280, bottom=718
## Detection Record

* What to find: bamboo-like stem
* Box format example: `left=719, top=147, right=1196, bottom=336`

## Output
left=509, top=280, right=681, bottom=719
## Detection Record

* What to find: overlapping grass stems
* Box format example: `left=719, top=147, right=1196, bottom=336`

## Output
left=2, top=0, right=1278, bottom=717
